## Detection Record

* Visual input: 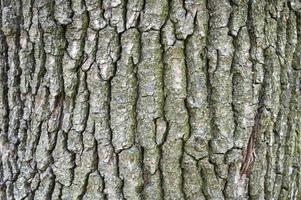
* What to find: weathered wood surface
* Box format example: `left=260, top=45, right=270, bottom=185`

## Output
left=0, top=0, right=300, bottom=199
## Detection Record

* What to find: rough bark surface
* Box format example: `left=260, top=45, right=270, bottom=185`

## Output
left=0, top=0, right=301, bottom=199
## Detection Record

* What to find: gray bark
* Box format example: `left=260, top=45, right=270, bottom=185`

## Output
left=0, top=0, right=300, bottom=199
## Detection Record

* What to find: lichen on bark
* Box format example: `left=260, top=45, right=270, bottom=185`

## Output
left=0, top=0, right=300, bottom=199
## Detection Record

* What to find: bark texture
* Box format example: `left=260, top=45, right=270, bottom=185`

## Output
left=0, top=0, right=301, bottom=199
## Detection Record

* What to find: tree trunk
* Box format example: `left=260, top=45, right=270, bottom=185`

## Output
left=0, top=0, right=300, bottom=199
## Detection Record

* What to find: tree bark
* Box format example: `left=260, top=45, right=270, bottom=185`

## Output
left=0, top=0, right=300, bottom=199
